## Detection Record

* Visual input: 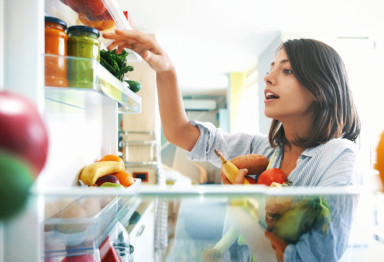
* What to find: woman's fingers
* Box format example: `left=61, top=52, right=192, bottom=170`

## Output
left=233, top=168, right=248, bottom=184
left=102, top=29, right=173, bottom=72
left=221, top=171, right=231, bottom=184
left=221, top=168, right=249, bottom=184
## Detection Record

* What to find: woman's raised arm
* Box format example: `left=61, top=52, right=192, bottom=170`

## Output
left=103, top=30, right=200, bottom=151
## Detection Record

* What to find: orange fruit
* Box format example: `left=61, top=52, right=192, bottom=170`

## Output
left=113, top=171, right=134, bottom=187
left=98, top=20, right=115, bottom=31
left=78, top=13, right=103, bottom=28
left=99, top=154, right=123, bottom=164
left=77, top=13, right=115, bottom=31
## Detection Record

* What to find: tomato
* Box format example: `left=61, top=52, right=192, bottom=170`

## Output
left=257, top=168, right=287, bottom=186
left=83, top=0, right=106, bottom=16
left=245, top=176, right=257, bottom=184
left=62, top=0, right=107, bottom=18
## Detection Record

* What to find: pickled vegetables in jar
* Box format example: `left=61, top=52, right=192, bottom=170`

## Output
left=67, top=25, right=101, bottom=88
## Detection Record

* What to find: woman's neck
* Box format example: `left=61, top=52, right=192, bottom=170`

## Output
left=279, top=121, right=310, bottom=175
left=282, top=117, right=312, bottom=145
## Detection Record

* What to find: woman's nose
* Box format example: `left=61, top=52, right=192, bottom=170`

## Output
left=264, top=71, right=274, bottom=85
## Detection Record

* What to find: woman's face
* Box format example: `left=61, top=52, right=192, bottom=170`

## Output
left=264, top=48, right=316, bottom=124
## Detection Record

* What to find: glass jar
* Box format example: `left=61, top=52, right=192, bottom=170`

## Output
left=44, top=16, right=68, bottom=87
left=67, top=25, right=101, bottom=88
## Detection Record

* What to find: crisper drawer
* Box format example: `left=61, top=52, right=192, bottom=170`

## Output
left=43, top=186, right=141, bottom=261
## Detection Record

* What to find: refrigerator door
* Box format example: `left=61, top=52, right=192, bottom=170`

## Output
left=0, top=0, right=142, bottom=261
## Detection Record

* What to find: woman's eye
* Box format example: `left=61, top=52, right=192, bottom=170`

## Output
left=283, top=69, right=293, bottom=74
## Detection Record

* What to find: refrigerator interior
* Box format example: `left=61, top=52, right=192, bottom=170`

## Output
left=1, top=0, right=384, bottom=262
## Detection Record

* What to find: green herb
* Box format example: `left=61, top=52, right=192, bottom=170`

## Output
left=100, top=49, right=134, bottom=81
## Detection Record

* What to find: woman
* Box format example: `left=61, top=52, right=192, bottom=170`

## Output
left=103, top=30, right=361, bottom=261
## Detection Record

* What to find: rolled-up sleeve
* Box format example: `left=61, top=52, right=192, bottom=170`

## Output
left=187, top=120, right=273, bottom=167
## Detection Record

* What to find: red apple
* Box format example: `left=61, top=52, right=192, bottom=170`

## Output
left=95, top=174, right=120, bottom=186
left=0, top=91, right=49, bottom=177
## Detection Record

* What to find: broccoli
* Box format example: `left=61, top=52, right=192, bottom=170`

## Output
left=100, top=49, right=134, bottom=81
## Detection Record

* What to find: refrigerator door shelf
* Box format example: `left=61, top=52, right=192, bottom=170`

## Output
left=45, top=0, right=142, bottom=62
left=44, top=54, right=141, bottom=114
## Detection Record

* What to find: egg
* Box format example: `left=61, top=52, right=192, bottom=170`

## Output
left=80, top=197, right=101, bottom=217
left=57, top=204, right=87, bottom=234
left=55, top=198, right=76, bottom=211
left=45, top=202, right=59, bottom=219
left=44, top=202, right=59, bottom=232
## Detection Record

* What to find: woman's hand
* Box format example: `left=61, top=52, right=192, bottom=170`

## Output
left=103, top=29, right=173, bottom=72
left=221, top=168, right=248, bottom=184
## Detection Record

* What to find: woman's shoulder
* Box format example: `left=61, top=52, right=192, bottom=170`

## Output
left=314, top=138, right=362, bottom=186
left=304, top=138, right=359, bottom=167
left=321, top=138, right=358, bottom=153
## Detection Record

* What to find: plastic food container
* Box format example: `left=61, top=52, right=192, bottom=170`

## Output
left=44, top=180, right=141, bottom=262
left=45, top=16, right=68, bottom=87
left=67, top=25, right=101, bottom=88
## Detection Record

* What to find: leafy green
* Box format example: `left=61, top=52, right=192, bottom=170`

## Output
left=100, top=49, right=134, bottom=81
left=270, top=196, right=331, bottom=244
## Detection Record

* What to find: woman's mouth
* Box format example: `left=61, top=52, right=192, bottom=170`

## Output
left=265, top=91, right=279, bottom=102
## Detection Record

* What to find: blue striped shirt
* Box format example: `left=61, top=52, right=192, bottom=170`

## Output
left=187, top=120, right=362, bottom=261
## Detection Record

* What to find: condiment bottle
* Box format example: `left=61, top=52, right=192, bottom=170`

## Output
left=44, top=16, right=68, bottom=87
left=67, top=25, right=101, bottom=88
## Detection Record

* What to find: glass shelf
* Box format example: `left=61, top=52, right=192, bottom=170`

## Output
left=44, top=54, right=141, bottom=114
left=35, top=185, right=383, bottom=262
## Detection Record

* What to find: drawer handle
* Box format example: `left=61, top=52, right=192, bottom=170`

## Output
left=136, top=225, right=145, bottom=237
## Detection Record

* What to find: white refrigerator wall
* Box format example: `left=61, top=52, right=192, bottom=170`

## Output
left=1, top=0, right=119, bottom=261
left=0, top=0, right=3, bottom=88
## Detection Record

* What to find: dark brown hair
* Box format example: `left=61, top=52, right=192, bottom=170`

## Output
left=268, top=39, right=360, bottom=148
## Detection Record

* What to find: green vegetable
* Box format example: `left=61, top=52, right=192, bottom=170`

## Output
left=203, top=226, right=240, bottom=262
left=124, top=80, right=142, bottom=93
left=100, top=49, right=134, bottom=81
left=270, top=196, right=331, bottom=244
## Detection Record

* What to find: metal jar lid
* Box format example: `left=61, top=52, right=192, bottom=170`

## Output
left=67, top=25, right=100, bottom=38
left=45, top=16, right=67, bottom=29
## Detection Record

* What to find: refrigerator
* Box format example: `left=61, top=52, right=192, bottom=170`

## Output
left=1, top=0, right=384, bottom=261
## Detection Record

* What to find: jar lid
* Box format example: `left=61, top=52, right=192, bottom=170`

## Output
left=45, top=16, right=67, bottom=28
left=67, top=25, right=100, bottom=38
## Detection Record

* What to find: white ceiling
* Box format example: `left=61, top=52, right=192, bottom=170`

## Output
left=118, top=0, right=384, bottom=95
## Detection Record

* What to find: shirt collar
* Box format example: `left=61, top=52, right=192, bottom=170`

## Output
left=277, top=144, right=322, bottom=158
left=301, top=144, right=322, bottom=158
